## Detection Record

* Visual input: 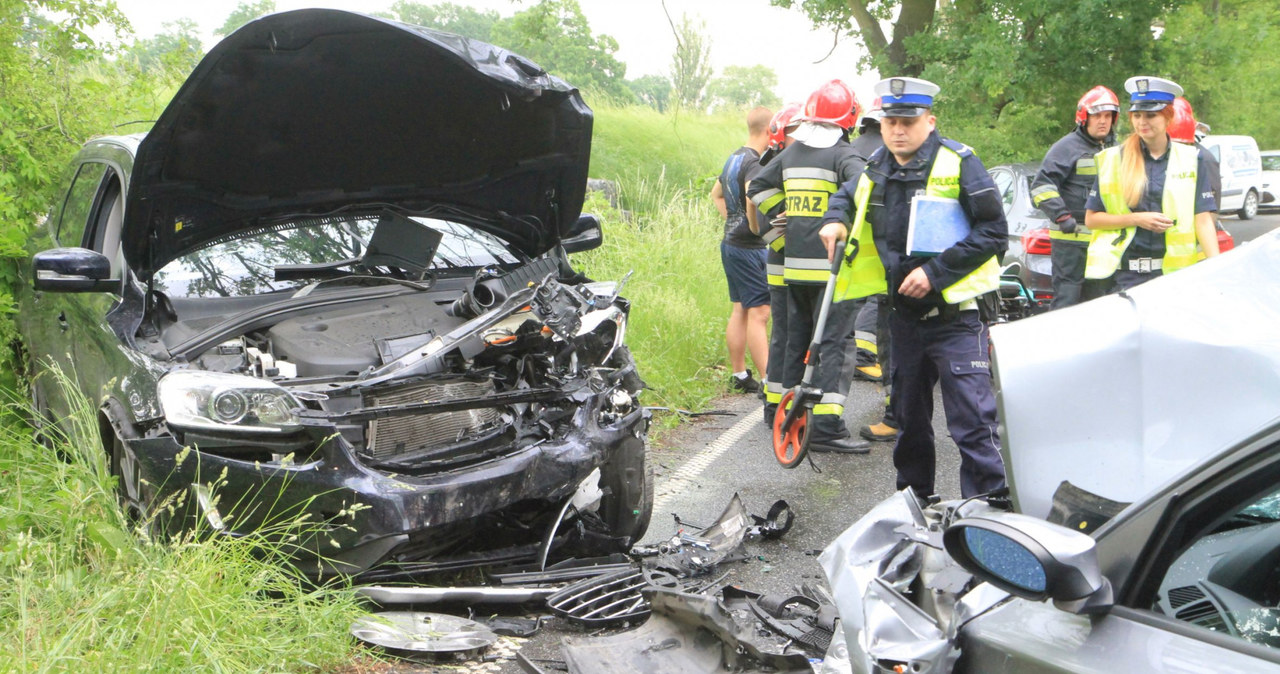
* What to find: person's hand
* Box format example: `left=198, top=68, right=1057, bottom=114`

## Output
left=819, top=222, right=848, bottom=262
left=1057, top=215, right=1077, bottom=234
left=898, top=267, right=933, bottom=299
left=1131, top=212, right=1173, bottom=233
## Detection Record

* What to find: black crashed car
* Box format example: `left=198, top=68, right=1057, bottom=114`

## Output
left=16, top=9, right=651, bottom=577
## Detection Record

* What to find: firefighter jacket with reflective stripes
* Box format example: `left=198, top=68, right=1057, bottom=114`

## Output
left=755, top=144, right=787, bottom=286
left=823, top=132, right=1007, bottom=317
left=1031, top=127, right=1113, bottom=243
left=1084, top=141, right=1200, bottom=279
left=748, top=139, right=866, bottom=285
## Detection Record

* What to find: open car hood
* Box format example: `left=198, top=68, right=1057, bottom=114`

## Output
left=124, top=8, right=592, bottom=278
left=991, top=230, right=1280, bottom=519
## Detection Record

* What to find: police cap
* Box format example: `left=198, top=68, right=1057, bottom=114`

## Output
left=1124, top=76, right=1183, bottom=112
left=872, top=77, right=940, bottom=118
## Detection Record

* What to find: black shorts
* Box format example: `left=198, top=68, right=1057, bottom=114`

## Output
left=721, top=241, right=768, bottom=308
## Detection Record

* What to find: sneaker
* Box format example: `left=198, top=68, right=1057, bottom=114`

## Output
left=731, top=370, right=761, bottom=393
left=859, top=422, right=899, bottom=442
left=808, top=436, right=871, bottom=454
left=854, top=364, right=883, bottom=382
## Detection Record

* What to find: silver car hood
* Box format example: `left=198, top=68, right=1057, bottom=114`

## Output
left=990, top=229, right=1280, bottom=519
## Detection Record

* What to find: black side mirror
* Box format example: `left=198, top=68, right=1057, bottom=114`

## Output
left=562, top=214, right=603, bottom=254
left=33, top=248, right=119, bottom=292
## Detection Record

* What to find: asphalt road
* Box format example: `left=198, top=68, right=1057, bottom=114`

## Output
left=386, top=210, right=1280, bottom=673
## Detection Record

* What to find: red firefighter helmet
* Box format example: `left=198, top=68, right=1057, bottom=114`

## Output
left=802, top=80, right=860, bottom=129
left=1169, top=97, right=1197, bottom=144
left=768, top=102, right=805, bottom=150
left=860, top=97, right=884, bottom=125
left=1075, top=85, right=1120, bottom=125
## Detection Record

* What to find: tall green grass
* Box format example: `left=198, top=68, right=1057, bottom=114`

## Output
left=0, top=372, right=364, bottom=672
left=590, top=103, right=747, bottom=193
left=575, top=175, right=732, bottom=418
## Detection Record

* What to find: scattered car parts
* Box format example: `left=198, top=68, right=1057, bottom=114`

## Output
left=350, top=611, right=498, bottom=662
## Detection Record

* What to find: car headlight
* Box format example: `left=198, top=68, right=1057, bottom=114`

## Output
left=158, top=371, right=301, bottom=434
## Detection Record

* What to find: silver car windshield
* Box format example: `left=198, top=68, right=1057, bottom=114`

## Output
left=153, top=216, right=519, bottom=298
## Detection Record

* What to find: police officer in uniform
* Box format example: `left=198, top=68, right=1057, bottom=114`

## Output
left=751, top=102, right=803, bottom=425
left=1031, top=86, right=1118, bottom=309
left=819, top=77, right=1007, bottom=498
left=1084, top=77, right=1220, bottom=292
left=750, top=80, right=869, bottom=454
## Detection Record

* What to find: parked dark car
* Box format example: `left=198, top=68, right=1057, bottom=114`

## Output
left=16, top=9, right=651, bottom=577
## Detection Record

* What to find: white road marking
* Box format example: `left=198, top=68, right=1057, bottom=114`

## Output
left=652, top=406, right=762, bottom=515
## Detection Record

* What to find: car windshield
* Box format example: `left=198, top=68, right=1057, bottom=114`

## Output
left=153, top=216, right=519, bottom=298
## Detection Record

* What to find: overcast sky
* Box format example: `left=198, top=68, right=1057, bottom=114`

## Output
left=109, top=0, right=879, bottom=105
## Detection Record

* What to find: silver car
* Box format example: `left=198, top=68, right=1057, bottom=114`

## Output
left=820, top=229, right=1280, bottom=673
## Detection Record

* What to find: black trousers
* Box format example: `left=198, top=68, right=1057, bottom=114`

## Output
left=784, top=283, right=857, bottom=441
left=763, top=283, right=789, bottom=415
left=889, top=309, right=1006, bottom=498
left=1052, top=240, right=1112, bottom=309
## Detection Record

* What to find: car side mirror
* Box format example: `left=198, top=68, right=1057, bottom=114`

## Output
left=33, top=248, right=120, bottom=292
left=943, top=511, right=1113, bottom=614
left=562, top=214, right=603, bottom=254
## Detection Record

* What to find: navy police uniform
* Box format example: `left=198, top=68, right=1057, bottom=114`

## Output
left=1031, top=126, right=1114, bottom=308
left=823, top=78, right=1007, bottom=498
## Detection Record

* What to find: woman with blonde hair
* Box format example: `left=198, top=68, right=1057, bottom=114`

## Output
left=1083, top=76, right=1219, bottom=291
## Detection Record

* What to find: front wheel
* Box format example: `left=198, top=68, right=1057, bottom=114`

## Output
left=1239, top=189, right=1259, bottom=220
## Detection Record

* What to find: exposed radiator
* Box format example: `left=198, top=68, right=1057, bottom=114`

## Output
left=365, top=380, right=500, bottom=460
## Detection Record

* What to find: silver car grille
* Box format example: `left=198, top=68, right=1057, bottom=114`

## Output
left=365, top=380, right=501, bottom=460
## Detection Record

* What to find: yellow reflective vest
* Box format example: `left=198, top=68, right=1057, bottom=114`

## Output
left=1085, top=142, right=1200, bottom=279
left=834, top=146, right=1000, bottom=304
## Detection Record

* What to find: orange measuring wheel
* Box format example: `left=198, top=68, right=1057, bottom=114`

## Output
left=772, top=390, right=811, bottom=469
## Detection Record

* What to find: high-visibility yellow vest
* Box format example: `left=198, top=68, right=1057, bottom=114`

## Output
left=834, top=146, right=999, bottom=304
left=1085, top=142, right=1199, bottom=279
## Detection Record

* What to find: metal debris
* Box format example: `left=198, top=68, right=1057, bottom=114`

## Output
left=350, top=611, right=498, bottom=662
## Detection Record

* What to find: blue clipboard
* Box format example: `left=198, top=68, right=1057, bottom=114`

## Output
left=906, top=195, right=971, bottom=256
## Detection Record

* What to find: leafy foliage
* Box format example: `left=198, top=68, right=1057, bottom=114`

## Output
left=385, top=0, right=501, bottom=41
left=213, top=0, right=276, bottom=37
left=489, top=0, right=634, bottom=102
left=628, top=74, right=674, bottom=113
left=668, top=13, right=713, bottom=109
left=707, top=65, right=782, bottom=111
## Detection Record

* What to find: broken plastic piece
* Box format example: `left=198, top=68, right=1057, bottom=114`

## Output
left=350, top=611, right=497, bottom=662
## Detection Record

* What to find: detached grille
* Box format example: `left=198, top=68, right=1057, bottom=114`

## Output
left=365, top=380, right=501, bottom=460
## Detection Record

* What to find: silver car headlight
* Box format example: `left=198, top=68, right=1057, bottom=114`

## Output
left=158, top=371, right=301, bottom=434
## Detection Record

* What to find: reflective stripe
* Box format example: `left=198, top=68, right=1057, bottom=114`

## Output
left=769, top=236, right=786, bottom=252
left=783, top=167, right=839, bottom=182
left=753, top=188, right=785, bottom=213
left=767, top=263, right=785, bottom=286
left=1031, top=185, right=1061, bottom=206
left=813, top=403, right=844, bottom=416
left=765, top=389, right=783, bottom=404
left=788, top=257, right=832, bottom=270
left=854, top=335, right=877, bottom=354
left=1076, top=157, right=1097, bottom=176
left=761, top=228, right=784, bottom=244
left=785, top=256, right=833, bottom=283
left=833, top=175, right=888, bottom=301
left=766, top=263, right=785, bottom=276
left=784, top=267, right=830, bottom=283
left=1086, top=142, right=1199, bottom=279
left=783, top=177, right=839, bottom=192
left=1048, top=230, right=1092, bottom=242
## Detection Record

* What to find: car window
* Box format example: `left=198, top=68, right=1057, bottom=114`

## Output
left=1262, top=156, right=1280, bottom=172
left=55, top=162, right=108, bottom=247
left=152, top=216, right=521, bottom=298
left=1153, top=481, right=1280, bottom=651
left=989, top=169, right=1015, bottom=213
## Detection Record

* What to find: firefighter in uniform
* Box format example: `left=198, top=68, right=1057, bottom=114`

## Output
left=751, top=102, right=803, bottom=425
left=1084, top=76, right=1220, bottom=292
left=819, top=77, right=1007, bottom=498
left=749, top=80, right=869, bottom=454
left=1030, top=86, right=1118, bottom=309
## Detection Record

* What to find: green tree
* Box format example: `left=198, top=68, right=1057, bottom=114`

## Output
left=125, top=19, right=202, bottom=75
left=628, top=74, right=673, bottom=112
left=668, top=13, right=712, bottom=109
left=707, top=65, right=781, bottom=111
left=489, top=0, right=632, bottom=101
left=770, top=0, right=937, bottom=76
left=385, top=1, right=500, bottom=41
left=1154, top=0, right=1280, bottom=148
left=215, top=0, right=276, bottom=37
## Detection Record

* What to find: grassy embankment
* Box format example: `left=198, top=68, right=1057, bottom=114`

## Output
left=579, top=103, right=749, bottom=420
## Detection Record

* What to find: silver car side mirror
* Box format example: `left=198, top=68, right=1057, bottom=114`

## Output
left=944, top=511, right=1114, bottom=614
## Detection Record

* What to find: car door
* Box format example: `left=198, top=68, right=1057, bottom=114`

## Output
left=24, top=160, right=110, bottom=421
left=958, top=432, right=1280, bottom=673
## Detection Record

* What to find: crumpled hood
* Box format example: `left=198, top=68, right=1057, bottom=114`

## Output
left=990, top=229, right=1280, bottom=519
left=124, top=8, right=592, bottom=278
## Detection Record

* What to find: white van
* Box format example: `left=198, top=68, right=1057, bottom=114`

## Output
left=1200, top=134, right=1266, bottom=219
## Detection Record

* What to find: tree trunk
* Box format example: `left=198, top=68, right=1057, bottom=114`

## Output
left=848, top=0, right=938, bottom=76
